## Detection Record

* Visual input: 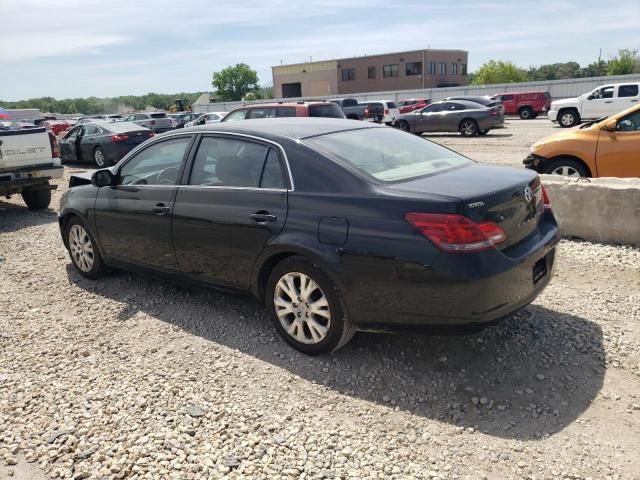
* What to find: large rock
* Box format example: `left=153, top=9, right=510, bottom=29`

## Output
left=541, top=175, right=640, bottom=247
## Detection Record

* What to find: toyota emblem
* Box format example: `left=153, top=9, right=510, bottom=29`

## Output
left=524, top=187, right=533, bottom=203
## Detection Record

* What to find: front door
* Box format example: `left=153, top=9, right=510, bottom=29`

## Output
left=582, top=85, right=614, bottom=119
left=417, top=104, right=444, bottom=132
left=79, top=125, right=103, bottom=161
left=596, top=109, right=640, bottom=177
left=59, top=126, right=81, bottom=162
left=172, top=135, right=289, bottom=289
left=93, top=135, right=194, bottom=270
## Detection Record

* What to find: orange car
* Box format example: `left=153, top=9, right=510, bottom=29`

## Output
left=524, top=103, right=640, bottom=177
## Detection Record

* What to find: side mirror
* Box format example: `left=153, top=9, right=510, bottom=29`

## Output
left=92, top=169, right=117, bottom=187
left=601, top=119, right=617, bottom=132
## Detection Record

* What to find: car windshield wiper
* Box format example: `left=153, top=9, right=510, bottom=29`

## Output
left=580, top=116, right=608, bottom=129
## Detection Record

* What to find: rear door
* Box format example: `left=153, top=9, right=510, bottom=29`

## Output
left=94, top=135, right=194, bottom=269
left=172, top=135, right=289, bottom=288
left=439, top=102, right=467, bottom=130
left=595, top=108, right=640, bottom=177
left=614, top=84, right=640, bottom=113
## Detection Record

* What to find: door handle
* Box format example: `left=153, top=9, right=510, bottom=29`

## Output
left=604, top=101, right=613, bottom=103
left=631, top=99, right=639, bottom=102
left=250, top=211, right=277, bottom=223
left=152, top=203, right=171, bottom=215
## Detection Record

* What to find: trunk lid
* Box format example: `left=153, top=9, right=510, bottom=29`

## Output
left=124, top=130, right=154, bottom=145
left=386, top=164, right=544, bottom=249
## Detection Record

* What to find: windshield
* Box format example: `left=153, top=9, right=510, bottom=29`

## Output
left=304, top=127, right=472, bottom=182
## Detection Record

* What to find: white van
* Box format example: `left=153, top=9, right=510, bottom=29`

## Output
left=548, top=82, right=640, bottom=127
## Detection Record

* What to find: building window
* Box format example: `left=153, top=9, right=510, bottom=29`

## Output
left=438, top=62, right=446, bottom=75
left=383, top=64, right=399, bottom=78
left=341, top=68, right=355, bottom=81
left=405, top=62, right=422, bottom=76
left=461, top=64, right=467, bottom=75
left=368, top=66, right=376, bottom=79
left=451, top=63, right=458, bottom=75
left=428, top=61, right=436, bottom=75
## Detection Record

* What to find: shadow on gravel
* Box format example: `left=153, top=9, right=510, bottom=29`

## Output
left=67, top=267, right=605, bottom=441
left=0, top=201, right=58, bottom=234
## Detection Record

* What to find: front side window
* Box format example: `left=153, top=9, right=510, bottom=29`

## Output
left=189, top=137, right=270, bottom=187
left=593, top=86, right=614, bottom=99
left=368, top=66, right=376, bottom=79
left=277, top=107, right=297, bottom=117
left=617, top=110, right=640, bottom=132
left=383, top=64, right=399, bottom=78
left=500, top=94, right=515, bottom=101
left=618, top=84, right=639, bottom=98
left=341, top=68, right=355, bottom=81
left=119, top=137, right=191, bottom=186
left=406, top=62, right=422, bottom=76
left=305, top=127, right=471, bottom=182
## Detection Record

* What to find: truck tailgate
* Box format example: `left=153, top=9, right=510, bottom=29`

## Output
left=0, top=128, right=54, bottom=171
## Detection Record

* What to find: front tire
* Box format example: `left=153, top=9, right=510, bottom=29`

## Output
left=21, top=186, right=51, bottom=210
left=396, top=120, right=411, bottom=132
left=459, top=119, right=478, bottom=136
left=266, top=256, right=355, bottom=355
left=558, top=109, right=580, bottom=128
left=65, top=217, right=107, bottom=278
left=543, top=158, right=589, bottom=177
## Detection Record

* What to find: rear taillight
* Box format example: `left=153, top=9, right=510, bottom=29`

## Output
left=364, top=107, right=369, bottom=116
left=111, top=134, right=129, bottom=143
left=384, top=108, right=389, bottom=115
left=541, top=185, right=552, bottom=213
left=47, top=131, right=60, bottom=158
left=490, top=109, right=498, bottom=116
left=148, top=132, right=154, bottom=137
left=405, top=213, right=506, bottom=253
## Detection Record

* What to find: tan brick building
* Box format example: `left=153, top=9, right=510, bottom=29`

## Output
left=272, top=49, right=468, bottom=98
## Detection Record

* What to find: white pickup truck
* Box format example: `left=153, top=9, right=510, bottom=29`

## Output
left=0, top=127, right=63, bottom=210
left=549, top=82, right=640, bottom=128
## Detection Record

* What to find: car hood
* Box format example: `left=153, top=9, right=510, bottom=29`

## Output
left=551, top=97, right=578, bottom=107
left=531, top=126, right=597, bottom=152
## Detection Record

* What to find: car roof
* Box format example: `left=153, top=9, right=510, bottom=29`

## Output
left=445, top=96, right=495, bottom=104
left=176, top=117, right=384, bottom=141
left=432, top=99, right=489, bottom=109
left=233, top=101, right=334, bottom=108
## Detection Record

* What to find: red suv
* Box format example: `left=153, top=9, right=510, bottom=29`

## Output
left=397, top=98, right=430, bottom=114
left=221, top=101, right=345, bottom=122
left=493, top=91, right=552, bottom=119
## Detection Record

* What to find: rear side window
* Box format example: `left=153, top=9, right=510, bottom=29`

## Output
left=619, top=84, right=639, bottom=97
left=500, top=94, right=514, bottom=101
left=260, top=149, right=286, bottom=188
left=189, top=137, right=269, bottom=187
left=277, top=107, right=297, bottom=117
left=387, top=102, right=397, bottom=109
left=247, top=108, right=276, bottom=119
left=308, top=104, right=345, bottom=118
left=150, top=113, right=166, bottom=118
left=222, top=109, right=248, bottom=122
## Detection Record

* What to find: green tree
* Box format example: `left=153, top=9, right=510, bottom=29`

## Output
left=581, top=60, right=608, bottom=78
left=607, top=49, right=640, bottom=75
left=212, top=63, right=259, bottom=101
left=471, top=60, right=527, bottom=85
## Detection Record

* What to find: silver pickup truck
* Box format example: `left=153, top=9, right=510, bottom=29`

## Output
left=121, top=112, right=174, bottom=133
left=0, top=127, right=63, bottom=210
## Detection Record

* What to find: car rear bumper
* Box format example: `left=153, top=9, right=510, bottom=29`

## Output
left=341, top=216, right=559, bottom=328
left=0, top=164, right=63, bottom=195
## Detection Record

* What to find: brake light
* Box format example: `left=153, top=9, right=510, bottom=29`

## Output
left=404, top=213, right=506, bottom=253
left=364, top=107, right=369, bottom=117
left=385, top=108, right=389, bottom=115
left=541, top=185, right=552, bottom=213
left=47, top=131, right=60, bottom=158
left=490, top=109, right=498, bottom=116
left=148, top=132, right=154, bottom=137
left=111, top=134, right=129, bottom=143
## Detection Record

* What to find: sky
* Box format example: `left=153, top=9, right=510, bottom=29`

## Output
left=1, top=0, right=639, bottom=101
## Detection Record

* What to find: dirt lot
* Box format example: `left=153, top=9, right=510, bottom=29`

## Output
left=1, top=119, right=640, bottom=479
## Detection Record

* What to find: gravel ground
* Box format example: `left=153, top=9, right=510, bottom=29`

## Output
left=1, top=119, right=640, bottom=479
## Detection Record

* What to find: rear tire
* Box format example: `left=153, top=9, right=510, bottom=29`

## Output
left=65, top=217, right=107, bottom=279
left=558, top=109, right=580, bottom=128
left=21, top=186, right=51, bottom=210
left=459, top=119, right=478, bottom=136
left=519, top=107, right=534, bottom=120
left=543, top=158, right=589, bottom=177
left=266, top=256, right=355, bottom=355
left=93, top=147, right=110, bottom=167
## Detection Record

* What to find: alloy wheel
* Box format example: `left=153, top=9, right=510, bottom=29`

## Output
left=69, top=224, right=95, bottom=272
left=551, top=165, right=581, bottom=177
left=274, top=272, right=331, bottom=345
left=462, top=121, right=476, bottom=135
left=94, top=149, right=105, bottom=167
left=560, top=113, right=575, bottom=127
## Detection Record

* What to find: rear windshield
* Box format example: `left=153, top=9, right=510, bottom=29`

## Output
left=150, top=112, right=167, bottom=118
left=108, top=122, right=147, bottom=133
left=308, top=104, right=345, bottom=118
left=342, top=99, right=358, bottom=107
left=305, top=127, right=471, bottom=182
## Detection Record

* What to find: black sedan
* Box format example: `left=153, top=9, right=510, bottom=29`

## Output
left=58, top=119, right=559, bottom=355
left=394, top=100, right=504, bottom=136
left=60, top=122, right=154, bottom=167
